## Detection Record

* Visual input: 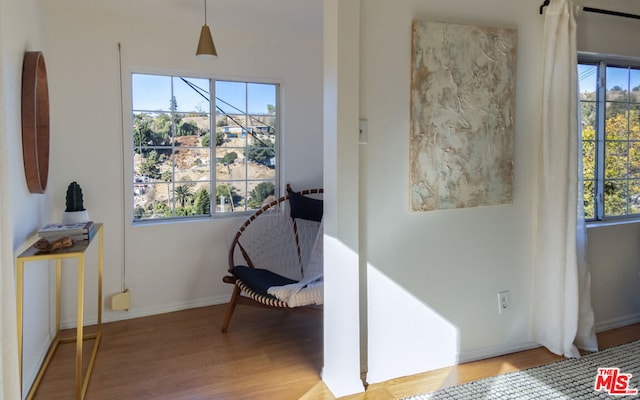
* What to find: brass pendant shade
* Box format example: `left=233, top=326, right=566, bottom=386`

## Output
left=197, top=25, right=217, bottom=56
left=196, top=0, right=217, bottom=57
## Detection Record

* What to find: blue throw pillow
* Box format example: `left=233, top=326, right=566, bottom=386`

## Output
left=288, top=188, right=323, bottom=222
left=233, top=266, right=298, bottom=296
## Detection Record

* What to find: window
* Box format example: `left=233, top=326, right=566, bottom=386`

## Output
left=579, top=58, right=640, bottom=221
left=131, top=73, right=279, bottom=221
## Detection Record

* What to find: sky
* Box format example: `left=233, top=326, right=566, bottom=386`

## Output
left=131, top=73, right=276, bottom=116
left=579, top=63, right=640, bottom=93
left=132, top=66, right=637, bottom=114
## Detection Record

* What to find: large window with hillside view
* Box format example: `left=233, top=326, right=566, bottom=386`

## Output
left=131, top=73, right=278, bottom=221
left=579, top=59, right=640, bottom=221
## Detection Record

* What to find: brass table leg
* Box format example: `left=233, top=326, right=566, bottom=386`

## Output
left=75, top=254, right=85, bottom=399
left=16, top=260, right=24, bottom=392
left=17, top=223, right=104, bottom=400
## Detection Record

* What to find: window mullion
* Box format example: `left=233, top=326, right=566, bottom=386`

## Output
left=595, top=61, right=606, bottom=220
left=626, top=67, right=632, bottom=216
left=244, top=83, right=249, bottom=212
left=170, top=78, right=176, bottom=217
left=210, top=78, right=215, bottom=215
left=131, top=73, right=279, bottom=221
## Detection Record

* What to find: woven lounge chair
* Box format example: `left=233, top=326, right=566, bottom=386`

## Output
left=221, top=185, right=324, bottom=332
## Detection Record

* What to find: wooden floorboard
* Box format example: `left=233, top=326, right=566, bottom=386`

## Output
left=28, top=304, right=640, bottom=399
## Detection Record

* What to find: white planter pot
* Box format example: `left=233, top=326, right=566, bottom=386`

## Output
left=61, top=210, right=89, bottom=224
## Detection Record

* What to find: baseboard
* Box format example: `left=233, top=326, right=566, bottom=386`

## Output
left=595, top=313, right=640, bottom=333
left=459, top=315, right=640, bottom=364
left=60, top=294, right=230, bottom=329
left=57, top=302, right=640, bottom=361
left=458, top=341, right=541, bottom=364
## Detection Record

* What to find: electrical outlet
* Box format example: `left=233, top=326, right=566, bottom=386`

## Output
left=498, top=290, right=510, bottom=314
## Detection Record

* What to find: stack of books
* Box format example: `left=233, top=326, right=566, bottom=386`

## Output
left=38, top=221, right=96, bottom=242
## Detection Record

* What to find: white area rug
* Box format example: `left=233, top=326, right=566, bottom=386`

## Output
left=404, top=340, right=640, bottom=399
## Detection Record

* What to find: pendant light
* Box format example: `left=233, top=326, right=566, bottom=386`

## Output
left=196, top=0, right=217, bottom=57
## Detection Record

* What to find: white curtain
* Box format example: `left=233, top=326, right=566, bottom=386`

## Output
left=533, top=0, right=598, bottom=358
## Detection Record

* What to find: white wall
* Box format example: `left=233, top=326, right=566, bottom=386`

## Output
left=576, top=1, right=640, bottom=332
left=587, top=223, right=640, bottom=329
left=360, top=0, right=539, bottom=383
left=6, top=0, right=640, bottom=396
left=359, top=0, right=640, bottom=385
left=40, top=0, right=323, bottom=329
left=577, top=0, right=640, bottom=59
left=1, top=0, right=54, bottom=394
left=322, top=0, right=363, bottom=396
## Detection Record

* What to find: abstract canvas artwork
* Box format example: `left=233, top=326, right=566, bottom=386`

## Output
left=410, top=20, right=517, bottom=211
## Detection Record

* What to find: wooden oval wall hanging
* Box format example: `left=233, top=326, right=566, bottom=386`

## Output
left=21, top=51, right=50, bottom=194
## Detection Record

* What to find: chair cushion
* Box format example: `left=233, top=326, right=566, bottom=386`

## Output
left=232, top=266, right=298, bottom=296
left=288, top=188, right=323, bottom=222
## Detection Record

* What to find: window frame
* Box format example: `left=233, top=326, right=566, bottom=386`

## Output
left=126, top=69, right=281, bottom=224
left=579, top=53, right=640, bottom=223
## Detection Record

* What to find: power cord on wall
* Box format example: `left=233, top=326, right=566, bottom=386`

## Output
left=112, top=42, right=130, bottom=311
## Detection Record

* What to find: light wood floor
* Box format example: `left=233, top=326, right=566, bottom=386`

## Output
left=29, top=304, right=640, bottom=399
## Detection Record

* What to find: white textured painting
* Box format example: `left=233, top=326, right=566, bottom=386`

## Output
left=410, top=20, right=517, bottom=211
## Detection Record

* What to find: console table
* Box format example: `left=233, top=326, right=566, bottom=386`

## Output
left=16, top=223, right=103, bottom=400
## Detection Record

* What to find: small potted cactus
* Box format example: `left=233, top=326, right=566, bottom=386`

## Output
left=61, top=181, right=90, bottom=224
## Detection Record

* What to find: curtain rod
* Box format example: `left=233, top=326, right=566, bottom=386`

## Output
left=539, top=0, right=640, bottom=20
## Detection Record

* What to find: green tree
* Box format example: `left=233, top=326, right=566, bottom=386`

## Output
left=247, top=139, right=275, bottom=167
left=221, top=152, right=238, bottom=175
left=194, top=188, right=211, bottom=215
left=200, top=131, right=225, bottom=147
left=133, top=114, right=153, bottom=150
left=153, top=113, right=173, bottom=138
left=174, top=206, right=193, bottom=216
left=140, top=150, right=161, bottom=179
left=582, top=124, right=596, bottom=219
left=170, top=96, right=177, bottom=113
left=216, top=184, right=241, bottom=211
left=168, top=97, right=183, bottom=124
left=606, top=87, right=631, bottom=120
left=152, top=201, right=170, bottom=217
left=178, top=120, right=198, bottom=136
left=221, top=152, right=237, bottom=165
left=582, top=109, right=640, bottom=218
left=580, top=95, right=596, bottom=129
left=248, top=182, right=275, bottom=209
left=133, top=113, right=171, bottom=155
left=134, top=206, right=147, bottom=219
left=201, top=132, right=210, bottom=147
left=590, top=110, right=640, bottom=217
left=216, top=131, right=225, bottom=146
left=174, top=185, right=193, bottom=208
